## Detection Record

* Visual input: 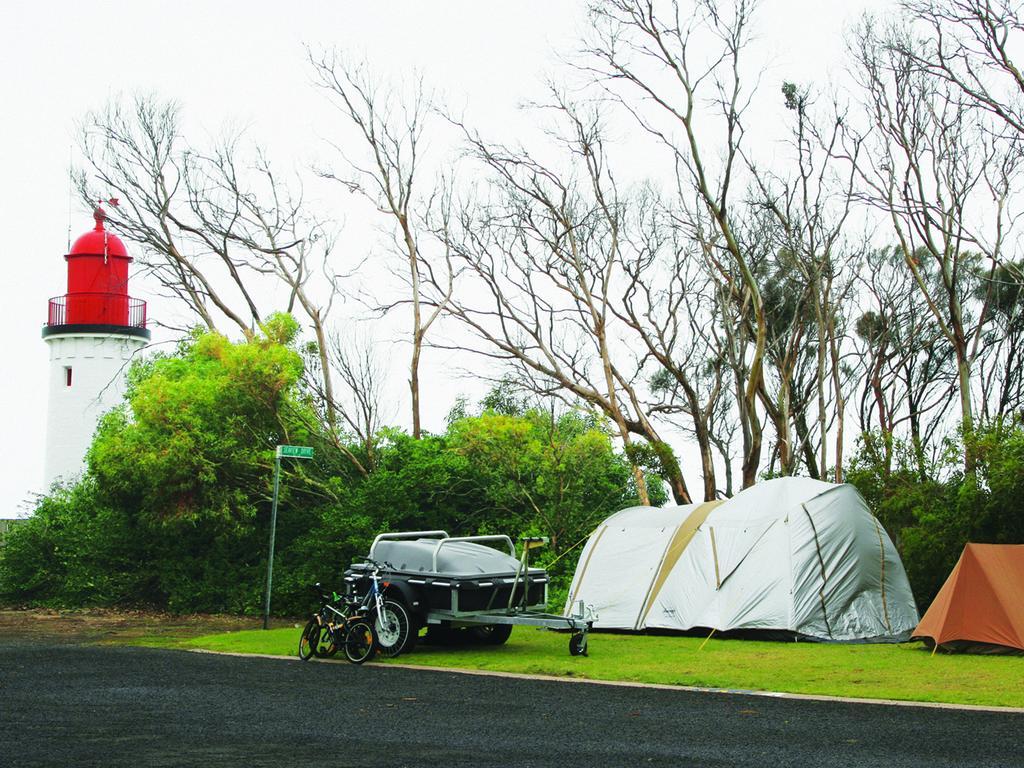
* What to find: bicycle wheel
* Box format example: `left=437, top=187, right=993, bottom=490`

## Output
left=298, top=618, right=319, bottom=661
left=314, top=625, right=338, bottom=658
left=375, top=600, right=413, bottom=658
left=343, top=621, right=377, bottom=665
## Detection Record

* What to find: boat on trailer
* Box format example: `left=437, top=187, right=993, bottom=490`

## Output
left=344, top=530, right=595, bottom=656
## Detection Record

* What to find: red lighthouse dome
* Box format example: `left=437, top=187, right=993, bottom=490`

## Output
left=43, top=207, right=149, bottom=339
left=68, top=207, right=130, bottom=260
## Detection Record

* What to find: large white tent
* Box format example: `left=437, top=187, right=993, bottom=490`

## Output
left=565, top=477, right=919, bottom=641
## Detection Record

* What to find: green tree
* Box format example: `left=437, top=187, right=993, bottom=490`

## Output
left=89, top=316, right=305, bottom=526
left=0, top=317, right=332, bottom=613
left=2, top=326, right=654, bottom=617
left=448, top=409, right=664, bottom=600
left=0, top=480, right=145, bottom=607
left=847, top=420, right=1024, bottom=608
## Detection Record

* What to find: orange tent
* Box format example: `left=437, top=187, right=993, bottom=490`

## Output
left=913, top=543, right=1024, bottom=653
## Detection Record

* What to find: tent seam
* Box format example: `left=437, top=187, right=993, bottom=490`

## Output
left=633, top=526, right=678, bottom=631
left=871, top=515, right=893, bottom=634
left=635, top=500, right=722, bottom=629
left=801, top=502, right=834, bottom=639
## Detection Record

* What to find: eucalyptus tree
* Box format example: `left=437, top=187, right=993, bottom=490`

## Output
left=615, top=194, right=728, bottom=502
left=435, top=97, right=693, bottom=505
left=853, top=246, right=959, bottom=476
left=976, top=261, right=1024, bottom=419
left=309, top=52, right=457, bottom=440
left=900, top=0, right=1024, bottom=153
left=847, top=18, right=1016, bottom=472
left=744, top=83, right=863, bottom=481
left=582, top=0, right=769, bottom=488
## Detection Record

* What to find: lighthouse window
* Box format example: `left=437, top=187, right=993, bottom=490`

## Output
left=65, top=367, right=72, bottom=387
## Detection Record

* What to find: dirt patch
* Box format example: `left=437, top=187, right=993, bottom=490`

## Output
left=0, top=608, right=291, bottom=644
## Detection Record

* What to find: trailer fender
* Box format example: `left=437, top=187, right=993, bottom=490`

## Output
left=384, top=580, right=426, bottom=623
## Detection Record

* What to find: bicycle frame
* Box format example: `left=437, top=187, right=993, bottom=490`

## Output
left=318, top=602, right=349, bottom=636
left=347, top=560, right=389, bottom=617
left=307, top=590, right=353, bottom=654
left=349, top=560, right=408, bottom=650
left=368, top=566, right=387, bottom=619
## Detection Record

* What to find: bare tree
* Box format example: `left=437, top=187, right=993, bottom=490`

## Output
left=744, top=84, right=862, bottom=481
left=329, top=331, right=389, bottom=471
left=310, top=51, right=455, bottom=440
left=901, top=0, right=1024, bottom=149
left=78, top=96, right=262, bottom=338
left=975, top=261, right=1024, bottom=419
left=179, top=140, right=348, bottom=428
left=78, top=95, right=378, bottom=477
left=435, top=99, right=694, bottom=505
left=847, top=17, right=1015, bottom=471
left=615, top=192, right=727, bottom=501
left=853, top=246, right=959, bottom=474
left=897, top=2, right=1024, bottom=419
left=583, top=0, right=770, bottom=488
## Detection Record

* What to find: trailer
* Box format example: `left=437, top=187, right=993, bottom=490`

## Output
left=344, top=530, right=596, bottom=656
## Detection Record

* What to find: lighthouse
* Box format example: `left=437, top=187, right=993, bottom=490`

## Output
left=42, top=206, right=150, bottom=487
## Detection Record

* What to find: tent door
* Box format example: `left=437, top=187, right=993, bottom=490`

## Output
left=708, top=519, right=777, bottom=590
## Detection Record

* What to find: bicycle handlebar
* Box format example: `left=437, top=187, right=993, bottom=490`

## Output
left=307, top=561, right=394, bottom=607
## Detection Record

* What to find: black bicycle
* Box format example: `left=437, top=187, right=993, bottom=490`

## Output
left=298, top=584, right=349, bottom=661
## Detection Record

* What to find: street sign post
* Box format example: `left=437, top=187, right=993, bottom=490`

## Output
left=263, top=445, right=314, bottom=630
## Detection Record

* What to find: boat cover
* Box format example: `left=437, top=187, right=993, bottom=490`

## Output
left=372, top=538, right=531, bottom=577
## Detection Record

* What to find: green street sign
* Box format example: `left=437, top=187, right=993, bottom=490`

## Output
left=264, top=443, right=315, bottom=629
left=277, top=445, right=314, bottom=459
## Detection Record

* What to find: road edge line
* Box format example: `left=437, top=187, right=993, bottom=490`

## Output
left=183, top=648, right=1024, bottom=715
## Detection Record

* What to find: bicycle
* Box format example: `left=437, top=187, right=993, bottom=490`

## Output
left=297, top=584, right=342, bottom=659
left=297, top=561, right=414, bottom=664
left=298, top=583, right=380, bottom=665
left=352, top=558, right=415, bottom=658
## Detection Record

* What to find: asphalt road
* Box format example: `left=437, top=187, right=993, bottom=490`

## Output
left=1, top=640, right=1021, bottom=768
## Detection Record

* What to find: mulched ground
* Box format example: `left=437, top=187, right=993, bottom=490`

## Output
left=0, top=607, right=281, bottom=643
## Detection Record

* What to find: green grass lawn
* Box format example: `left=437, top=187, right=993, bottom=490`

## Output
left=147, top=626, right=1024, bottom=709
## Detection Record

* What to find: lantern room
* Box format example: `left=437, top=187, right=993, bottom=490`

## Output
left=43, top=207, right=148, bottom=337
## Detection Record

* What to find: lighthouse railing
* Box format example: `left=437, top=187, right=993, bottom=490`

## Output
left=46, top=294, right=147, bottom=329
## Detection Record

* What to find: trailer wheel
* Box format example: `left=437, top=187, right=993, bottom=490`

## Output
left=469, top=624, right=513, bottom=645
left=403, top=618, right=419, bottom=654
left=569, top=631, right=588, bottom=657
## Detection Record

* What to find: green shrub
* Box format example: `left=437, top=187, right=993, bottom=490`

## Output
left=847, top=420, right=1024, bottom=609
left=0, top=480, right=147, bottom=607
left=0, top=326, right=648, bottom=617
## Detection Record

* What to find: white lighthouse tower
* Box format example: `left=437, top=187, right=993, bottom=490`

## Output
left=42, top=207, right=150, bottom=487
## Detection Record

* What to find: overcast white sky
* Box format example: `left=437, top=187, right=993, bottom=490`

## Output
left=0, top=1, right=893, bottom=517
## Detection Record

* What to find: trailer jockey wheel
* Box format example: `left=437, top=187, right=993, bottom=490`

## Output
left=569, top=631, right=588, bottom=656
